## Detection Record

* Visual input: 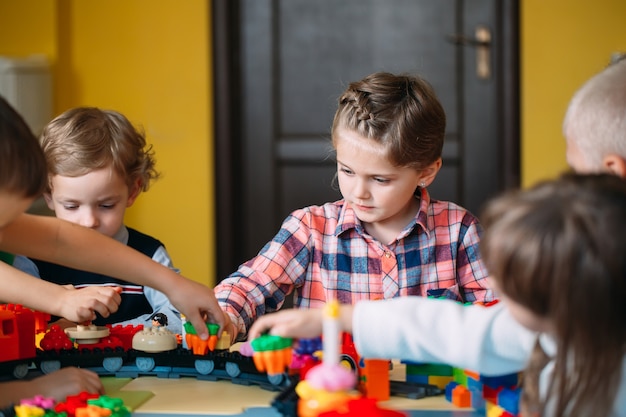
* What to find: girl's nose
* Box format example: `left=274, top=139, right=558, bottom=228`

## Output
left=353, top=178, right=370, bottom=199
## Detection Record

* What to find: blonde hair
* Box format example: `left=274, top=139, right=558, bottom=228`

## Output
left=41, top=107, right=159, bottom=192
left=563, top=58, right=626, bottom=168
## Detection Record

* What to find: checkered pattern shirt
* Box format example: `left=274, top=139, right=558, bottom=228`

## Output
left=215, top=188, right=495, bottom=338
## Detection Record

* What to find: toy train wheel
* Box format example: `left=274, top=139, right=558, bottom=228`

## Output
left=225, top=362, right=241, bottom=378
left=103, top=357, right=124, bottom=373
left=40, top=360, right=61, bottom=375
left=194, top=359, right=215, bottom=375
left=267, top=373, right=286, bottom=386
left=136, top=357, right=156, bottom=372
left=12, top=364, right=29, bottom=379
left=339, top=353, right=358, bottom=372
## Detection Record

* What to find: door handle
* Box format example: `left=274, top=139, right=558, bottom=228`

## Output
left=447, top=25, right=491, bottom=80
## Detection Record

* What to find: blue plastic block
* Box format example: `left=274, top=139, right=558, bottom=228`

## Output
left=497, top=387, right=521, bottom=415
left=445, top=381, right=459, bottom=402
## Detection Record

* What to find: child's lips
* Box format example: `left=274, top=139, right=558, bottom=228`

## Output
left=354, top=202, right=374, bottom=211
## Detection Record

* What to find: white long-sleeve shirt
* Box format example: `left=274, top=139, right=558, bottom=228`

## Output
left=352, top=297, right=626, bottom=417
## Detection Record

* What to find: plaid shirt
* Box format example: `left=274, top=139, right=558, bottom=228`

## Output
left=215, top=188, right=495, bottom=338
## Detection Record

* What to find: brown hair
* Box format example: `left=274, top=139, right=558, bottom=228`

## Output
left=41, top=107, right=160, bottom=192
left=331, top=72, right=445, bottom=170
left=480, top=172, right=626, bottom=417
left=0, top=95, right=47, bottom=198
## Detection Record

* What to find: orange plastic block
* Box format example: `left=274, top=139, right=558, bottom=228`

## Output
left=185, top=333, right=219, bottom=355
left=451, top=385, right=472, bottom=407
left=253, top=348, right=292, bottom=375
left=75, top=405, right=111, bottom=417
left=360, top=359, right=390, bottom=401
left=464, top=369, right=480, bottom=380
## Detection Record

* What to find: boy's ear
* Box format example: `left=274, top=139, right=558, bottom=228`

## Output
left=603, top=154, right=626, bottom=179
left=43, top=192, right=55, bottom=211
left=126, top=179, right=142, bottom=207
left=419, top=158, right=443, bottom=187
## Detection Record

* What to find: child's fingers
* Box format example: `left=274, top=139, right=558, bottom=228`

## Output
left=88, top=287, right=122, bottom=318
left=187, top=313, right=210, bottom=340
left=248, top=315, right=277, bottom=340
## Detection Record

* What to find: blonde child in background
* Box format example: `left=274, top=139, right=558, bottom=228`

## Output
left=250, top=172, right=626, bottom=417
left=0, top=95, right=220, bottom=406
left=14, top=107, right=182, bottom=334
left=217, top=72, right=494, bottom=341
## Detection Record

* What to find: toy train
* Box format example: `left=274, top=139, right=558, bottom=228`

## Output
left=0, top=304, right=287, bottom=390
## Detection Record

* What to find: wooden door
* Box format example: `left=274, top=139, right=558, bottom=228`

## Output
left=213, top=0, right=519, bottom=280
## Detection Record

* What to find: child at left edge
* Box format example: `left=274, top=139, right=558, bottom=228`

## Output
left=14, top=107, right=182, bottom=334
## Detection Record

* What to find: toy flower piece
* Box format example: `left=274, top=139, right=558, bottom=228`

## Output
left=14, top=403, right=45, bottom=417
left=40, top=324, right=74, bottom=351
left=305, top=300, right=357, bottom=391
left=183, top=322, right=220, bottom=354
left=238, top=341, right=254, bottom=357
left=20, top=395, right=55, bottom=409
left=88, top=395, right=131, bottom=417
left=250, top=334, right=293, bottom=375
left=296, top=380, right=359, bottom=417
left=305, top=363, right=357, bottom=392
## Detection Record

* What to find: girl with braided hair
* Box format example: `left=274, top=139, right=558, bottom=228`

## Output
left=216, top=72, right=494, bottom=341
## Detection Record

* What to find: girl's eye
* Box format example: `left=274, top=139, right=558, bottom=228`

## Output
left=100, top=204, right=115, bottom=209
left=340, top=167, right=354, bottom=175
left=63, top=205, right=78, bottom=210
left=374, top=177, right=390, bottom=184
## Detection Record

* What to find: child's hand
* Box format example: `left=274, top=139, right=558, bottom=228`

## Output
left=248, top=308, right=325, bottom=340
left=222, top=312, right=238, bottom=344
left=167, top=278, right=227, bottom=340
left=58, top=286, right=122, bottom=323
left=28, top=367, right=104, bottom=401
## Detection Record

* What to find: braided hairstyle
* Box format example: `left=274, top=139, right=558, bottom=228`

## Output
left=331, top=72, right=445, bottom=170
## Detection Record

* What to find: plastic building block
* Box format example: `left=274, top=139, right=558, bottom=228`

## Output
left=183, top=322, right=221, bottom=353
left=132, top=327, right=178, bottom=353
left=427, top=375, right=454, bottom=390
left=445, top=381, right=459, bottom=402
left=250, top=334, right=293, bottom=376
left=481, top=373, right=519, bottom=389
left=39, top=325, right=74, bottom=351
left=0, top=304, right=36, bottom=364
left=359, top=359, right=390, bottom=401
left=14, top=403, right=45, bottom=417
left=19, top=396, right=55, bottom=409
left=451, top=385, right=471, bottom=407
left=497, top=387, right=521, bottom=415
left=107, top=324, right=143, bottom=350
left=295, top=379, right=358, bottom=417
left=485, top=401, right=506, bottom=417
left=65, top=324, right=110, bottom=344
left=317, top=398, right=407, bottom=416
left=74, top=404, right=111, bottom=417
left=88, top=396, right=130, bottom=417
left=404, top=362, right=453, bottom=377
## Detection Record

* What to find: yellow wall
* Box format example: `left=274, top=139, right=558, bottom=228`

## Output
left=2, top=1, right=626, bottom=284
left=0, top=1, right=215, bottom=287
left=521, top=0, right=626, bottom=187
